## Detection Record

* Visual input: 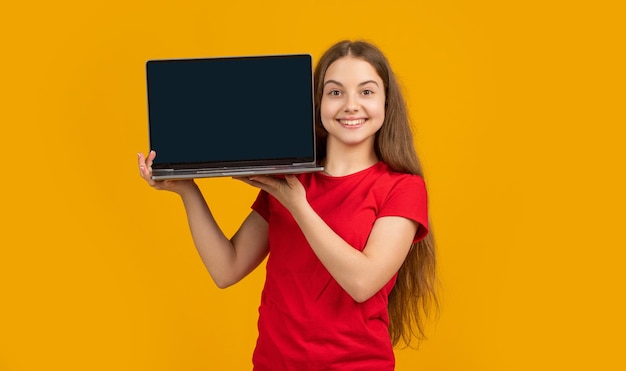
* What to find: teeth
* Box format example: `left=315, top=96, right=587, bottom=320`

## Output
left=340, top=119, right=365, bottom=126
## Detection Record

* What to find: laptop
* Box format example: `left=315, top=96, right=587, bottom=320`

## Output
left=146, top=54, right=324, bottom=180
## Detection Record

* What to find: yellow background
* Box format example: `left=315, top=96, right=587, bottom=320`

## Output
left=1, top=0, right=624, bottom=370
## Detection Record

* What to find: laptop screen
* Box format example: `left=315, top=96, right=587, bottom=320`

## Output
left=146, top=54, right=315, bottom=169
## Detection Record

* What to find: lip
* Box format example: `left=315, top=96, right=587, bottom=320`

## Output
left=337, top=118, right=367, bottom=127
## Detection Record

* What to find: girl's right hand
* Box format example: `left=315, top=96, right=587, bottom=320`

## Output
left=137, top=150, right=196, bottom=194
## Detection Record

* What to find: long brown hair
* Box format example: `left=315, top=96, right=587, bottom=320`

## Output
left=314, top=40, right=438, bottom=347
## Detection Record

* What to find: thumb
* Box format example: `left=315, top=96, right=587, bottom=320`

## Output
left=284, top=174, right=301, bottom=188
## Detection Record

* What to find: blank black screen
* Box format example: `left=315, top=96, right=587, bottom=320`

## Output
left=146, top=55, right=314, bottom=166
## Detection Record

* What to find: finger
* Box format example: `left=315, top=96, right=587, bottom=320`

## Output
left=235, top=176, right=266, bottom=190
left=146, top=150, right=157, bottom=168
left=137, top=152, right=156, bottom=183
left=137, top=153, right=148, bottom=177
left=249, top=175, right=282, bottom=188
left=284, top=174, right=300, bottom=188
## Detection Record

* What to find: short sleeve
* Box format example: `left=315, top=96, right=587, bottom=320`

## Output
left=378, top=175, right=429, bottom=242
left=251, top=190, right=271, bottom=222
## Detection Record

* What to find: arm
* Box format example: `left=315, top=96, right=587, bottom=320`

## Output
left=239, top=175, right=417, bottom=303
left=292, top=207, right=417, bottom=303
left=178, top=185, right=269, bottom=288
left=138, top=151, right=269, bottom=288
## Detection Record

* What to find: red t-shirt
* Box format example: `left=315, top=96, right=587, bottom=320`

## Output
left=251, top=161, right=429, bottom=371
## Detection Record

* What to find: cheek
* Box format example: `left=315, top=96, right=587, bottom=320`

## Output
left=320, top=115, right=334, bottom=132
left=319, top=99, right=338, bottom=122
left=373, top=101, right=385, bottom=115
left=365, top=100, right=386, bottom=119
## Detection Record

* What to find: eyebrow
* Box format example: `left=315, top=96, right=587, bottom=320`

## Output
left=323, top=79, right=380, bottom=88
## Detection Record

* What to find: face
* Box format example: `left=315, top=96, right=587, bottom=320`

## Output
left=320, top=56, right=386, bottom=151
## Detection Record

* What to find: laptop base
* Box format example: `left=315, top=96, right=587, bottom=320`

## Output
left=152, top=165, right=324, bottom=180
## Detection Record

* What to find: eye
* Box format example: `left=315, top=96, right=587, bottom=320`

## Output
left=362, top=89, right=374, bottom=95
left=328, top=89, right=341, bottom=96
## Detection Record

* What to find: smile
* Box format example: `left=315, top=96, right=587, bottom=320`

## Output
left=338, top=118, right=366, bottom=126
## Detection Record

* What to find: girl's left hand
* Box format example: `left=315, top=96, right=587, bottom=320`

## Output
left=237, top=174, right=307, bottom=212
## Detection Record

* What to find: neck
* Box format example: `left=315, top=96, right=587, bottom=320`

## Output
left=322, top=139, right=379, bottom=177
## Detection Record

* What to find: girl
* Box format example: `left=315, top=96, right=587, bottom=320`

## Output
left=138, top=40, right=437, bottom=370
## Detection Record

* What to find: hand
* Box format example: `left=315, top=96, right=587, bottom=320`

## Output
left=237, top=174, right=307, bottom=212
left=137, top=150, right=195, bottom=194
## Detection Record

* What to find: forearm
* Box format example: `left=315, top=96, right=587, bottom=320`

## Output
left=177, top=184, right=243, bottom=288
left=139, top=151, right=266, bottom=287
left=289, top=203, right=381, bottom=302
left=238, top=174, right=415, bottom=301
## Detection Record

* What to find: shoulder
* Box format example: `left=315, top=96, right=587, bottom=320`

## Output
left=372, top=162, right=426, bottom=193
left=363, top=163, right=428, bottom=216
left=374, top=163, right=430, bottom=238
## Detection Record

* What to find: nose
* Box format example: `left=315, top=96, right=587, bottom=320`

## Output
left=344, top=94, right=359, bottom=112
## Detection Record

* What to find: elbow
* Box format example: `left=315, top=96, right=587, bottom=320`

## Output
left=214, top=280, right=232, bottom=290
left=351, top=292, right=375, bottom=304
left=211, top=274, right=237, bottom=289
left=346, top=281, right=378, bottom=303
